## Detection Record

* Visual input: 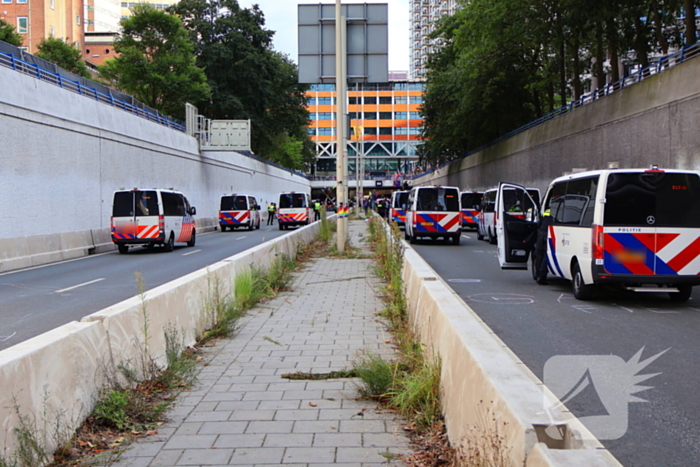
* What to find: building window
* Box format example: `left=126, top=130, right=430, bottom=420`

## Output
left=1, top=0, right=12, bottom=4
left=410, top=96, right=423, bottom=104
left=317, top=97, right=336, bottom=105
left=50, top=0, right=54, bottom=7
left=349, top=97, right=358, bottom=105
left=17, top=17, right=28, bottom=34
left=307, top=128, right=316, bottom=136
left=394, top=112, right=407, bottom=119
left=318, top=128, right=336, bottom=135
left=317, top=112, right=333, bottom=120
left=364, top=127, right=377, bottom=135
left=363, top=112, right=376, bottom=120
left=379, top=127, right=392, bottom=135
left=409, top=112, right=421, bottom=119
left=17, top=0, right=27, bottom=4
left=395, top=127, right=408, bottom=135
left=310, top=84, right=335, bottom=92
left=379, top=112, right=392, bottom=120
left=364, top=96, right=377, bottom=105
left=394, top=96, right=407, bottom=104
left=379, top=96, right=392, bottom=104
left=306, top=97, right=316, bottom=106
left=50, top=26, right=55, bottom=37
left=409, top=128, right=421, bottom=135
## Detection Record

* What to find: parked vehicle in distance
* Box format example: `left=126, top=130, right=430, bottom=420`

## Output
left=278, top=192, right=312, bottom=230
left=478, top=187, right=540, bottom=244
left=111, top=189, right=196, bottom=254
left=390, top=190, right=409, bottom=227
left=460, top=191, right=483, bottom=230
left=219, top=194, right=261, bottom=231
left=496, top=167, right=700, bottom=301
left=405, top=186, right=462, bottom=245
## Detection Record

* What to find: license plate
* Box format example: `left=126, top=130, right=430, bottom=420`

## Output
left=614, top=250, right=646, bottom=264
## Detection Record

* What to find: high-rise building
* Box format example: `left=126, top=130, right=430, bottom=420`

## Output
left=119, top=0, right=179, bottom=19
left=306, top=80, right=425, bottom=178
left=1, top=0, right=84, bottom=54
left=86, top=0, right=120, bottom=33
left=409, top=0, right=458, bottom=80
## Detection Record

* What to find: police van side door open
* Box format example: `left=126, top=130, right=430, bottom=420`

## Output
left=496, top=182, right=539, bottom=269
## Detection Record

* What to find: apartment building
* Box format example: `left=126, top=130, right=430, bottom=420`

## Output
left=409, top=0, right=458, bottom=80
left=1, top=0, right=84, bottom=53
left=306, top=80, right=425, bottom=177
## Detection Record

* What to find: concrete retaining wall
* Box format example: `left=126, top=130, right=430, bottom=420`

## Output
left=0, top=221, right=321, bottom=457
left=415, top=56, right=700, bottom=194
left=0, top=65, right=310, bottom=273
left=400, top=239, right=622, bottom=466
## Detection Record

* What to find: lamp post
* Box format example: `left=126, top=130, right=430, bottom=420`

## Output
left=335, top=0, right=347, bottom=251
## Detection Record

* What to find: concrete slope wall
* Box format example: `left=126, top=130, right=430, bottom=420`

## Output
left=0, top=221, right=321, bottom=457
left=0, top=65, right=310, bottom=272
left=416, top=56, right=700, bottom=193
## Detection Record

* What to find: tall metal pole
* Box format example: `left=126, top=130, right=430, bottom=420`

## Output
left=335, top=0, right=347, bottom=252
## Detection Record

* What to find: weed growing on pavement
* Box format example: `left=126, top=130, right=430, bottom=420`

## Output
left=200, top=274, right=244, bottom=341
left=266, top=254, right=296, bottom=292
left=233, top=268, right=270, bottom=311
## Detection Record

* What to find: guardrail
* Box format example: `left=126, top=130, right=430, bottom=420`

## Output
left=418, top=42, right=700, bottom=177
left=0, top=51, right=185, bottom=132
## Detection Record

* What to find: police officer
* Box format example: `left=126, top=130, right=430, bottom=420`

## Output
left=533, top=208, right=552, bottom=284
left=314, top=200, right=321, bottom=221
left=267, top=202, right=276, bottom=225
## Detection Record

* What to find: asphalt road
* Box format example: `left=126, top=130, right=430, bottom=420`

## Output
left=410, top=230, right=700, bottom=467
left=0, top=224, right=290, bottom=352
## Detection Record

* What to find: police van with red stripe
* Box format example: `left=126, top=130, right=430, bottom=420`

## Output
left=496, top=167, right=700, bottom=301
left=219, top=194, right=261, bottom=231
left=405, top=186, right=462, bottom=245
left=277, top=192, right=312, bottom=230
left=111, top=189, right=196, bottom=254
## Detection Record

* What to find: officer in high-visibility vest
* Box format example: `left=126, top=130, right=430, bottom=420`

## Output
left=314, top=200, right=321, bottom=221
left=267, top=202, right=276, bottom=225
left=533, top=208, right=552, bottom=284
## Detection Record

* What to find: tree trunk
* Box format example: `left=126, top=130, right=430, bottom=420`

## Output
left=684, top=0, right=697, bottom=46
left=572, top=35, right=582, bottom=99
left=652, top=2, right=669, bottom=55
left=558, top=38, right=567, bottom=107
left=595, top=20, right=605, bottom=89
left=634, top=16, right=649, bottom=68
left=606, top=17, right=620, bottom=82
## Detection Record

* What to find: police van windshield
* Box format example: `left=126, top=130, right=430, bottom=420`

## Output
left=416, top=188, right=459, bottom=211
left=280, top=193, right=308, bottom=208
left=393, top=192, right=409, bottom=208
left=461, top=193, right=482, bottom=209
left=113, top=191, right=158, bottom=217
left=604, top=172, right=700, bottom=227
left=221, top=196, right=247, bottom=211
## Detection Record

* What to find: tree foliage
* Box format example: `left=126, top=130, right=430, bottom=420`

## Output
left=420, top=0, right=698, bottom=165
left=35, top=37, right=91, bottom=78
left=0, top=18, right=23, bottom=47
left=99, top=4, right=210, bottom=119
left=169, top=0, right=313, bottom=164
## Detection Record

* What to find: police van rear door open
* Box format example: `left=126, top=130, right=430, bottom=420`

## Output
left=496, top=182, right=539, bottom=269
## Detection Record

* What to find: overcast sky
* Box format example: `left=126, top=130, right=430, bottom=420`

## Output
left=237, top=0, right=411, bottom=71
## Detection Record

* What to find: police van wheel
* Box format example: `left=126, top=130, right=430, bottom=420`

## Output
left=669, top=285, right=692, bottom=302
left=452, top=234, right=461, bottom=245
left=488, top=231, right=497, bottom=245
left=164, top=234, right=175, bottom=252
left=279, top=224, right=284, bottom=231
left=404, top=230, right=410, bottom=241
left=410, top=234, right=417, bottom=245
left=117, top=244, right=128, bottom=254
left=187, top=230, right=196, bottom=247
left=572, top=263, right=594, bottom=300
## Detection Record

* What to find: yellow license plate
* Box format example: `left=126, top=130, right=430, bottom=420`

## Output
left=614, top=250, right=646, bottom=263
left=421, top=222, right=433, bottom=226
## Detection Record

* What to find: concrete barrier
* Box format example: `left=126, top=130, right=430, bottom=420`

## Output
left=0, top=221, right=321, bottom=458
left=400, top=241, right=622, bottom=466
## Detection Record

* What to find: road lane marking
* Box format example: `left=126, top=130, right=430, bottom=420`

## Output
left=0, top=332, right=17, bottom=342
left=182, top=249, right=201, bottom=256
left=462, top=235, right=471, bottom=239
left=55, top=278, right=105, bottom=294
left=236, top=236, right=247, bottom=240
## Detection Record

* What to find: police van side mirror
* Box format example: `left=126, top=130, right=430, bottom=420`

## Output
left=190, top=207, right=197, bottom=215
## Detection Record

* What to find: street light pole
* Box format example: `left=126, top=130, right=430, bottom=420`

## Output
left=335, top=0, right=347, bottom=252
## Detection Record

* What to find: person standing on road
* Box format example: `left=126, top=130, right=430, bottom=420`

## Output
left=314, top=200, right=321, bottom=221
left=533, top=208, right=552, bottom=284
left=267, top=202, right=276, bottom=225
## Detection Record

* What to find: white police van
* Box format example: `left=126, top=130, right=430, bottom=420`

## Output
left=496, top=167, right=700, bottom=301
left=277, top=192, right=312, bottom=230
left=219, top=194, right=261, bottom=231
left=111, top=189, right=196, bottom=254
left=404, top=186, right=462, bottom=245
left=478, top=187, right=540, bottom=244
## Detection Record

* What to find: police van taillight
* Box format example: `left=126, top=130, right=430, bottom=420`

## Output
left=158, top=215, right=165, bottom=233
left=592, top=224, right=604, bottom=260
left=110, top=217, right=115, bottom=232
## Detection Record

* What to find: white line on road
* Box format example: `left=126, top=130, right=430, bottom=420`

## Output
left=462, top=235, right=471, bottom=239
left=55, top=278, right=105, bottom=294
left=182, top=249, right=201, bottom=256
left=236, top=236, right=247, bottom=240
left=0, top=332, right=17, bottom=342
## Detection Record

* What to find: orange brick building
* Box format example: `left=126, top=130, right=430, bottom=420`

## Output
left=1, top=0, right=84, bottom=53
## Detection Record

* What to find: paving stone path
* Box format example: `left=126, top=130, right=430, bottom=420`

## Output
left=114, top=219, right=411, bottom=466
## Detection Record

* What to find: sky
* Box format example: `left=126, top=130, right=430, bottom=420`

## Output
left=237, top=0, right=411, bottom=72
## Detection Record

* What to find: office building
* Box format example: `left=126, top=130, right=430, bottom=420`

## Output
left=409, top=0, right=458, bottom=80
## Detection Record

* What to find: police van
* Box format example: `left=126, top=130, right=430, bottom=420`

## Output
left=404, top=186, right=462, bottom=245
left=219, top=194, right=261, bottom=231
left=111, top=189, right=196, bottom=254
left=478, top=187, right=540, bottom=244
left=460, top=191, right=483, bottom=230
left=496, top=167, right=700, bottom=301
left=390, top=190, right=409, bottom=227
left=278, top=192, right=312, bottom=230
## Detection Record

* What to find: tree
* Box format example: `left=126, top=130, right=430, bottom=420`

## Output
left=170, top=0, right=312, bottom=162
left=0, top=18, right=23, bottom=47
left=99, top=4, right=210, bottom=119
left=35, top=37, right=91, bottom=78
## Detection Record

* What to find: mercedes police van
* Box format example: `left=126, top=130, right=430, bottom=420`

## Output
left=478, top=187, right=540, bottom=244
left=390, top=190, right=409, bottom=227
left=495, top=167, right=700, bottom=301
left=404, top=186, right=462, bottom=245
left=277, top=192, right=312, bottom=230
left=219, top=194, right=261, bottom=231
left=111, top=189, right=196, bottom=254
left=460, top=191, right=483, bottom=230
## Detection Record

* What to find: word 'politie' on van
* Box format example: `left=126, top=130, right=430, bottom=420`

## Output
left=405, top=186, right=462, bottom=245
left=496, top=167, right=700, bottom=301
left=111, top=189, right=196, bottom=254
left=219, top=194, right=261, bottom=231
left=277, top=192, right=312, bottom=230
